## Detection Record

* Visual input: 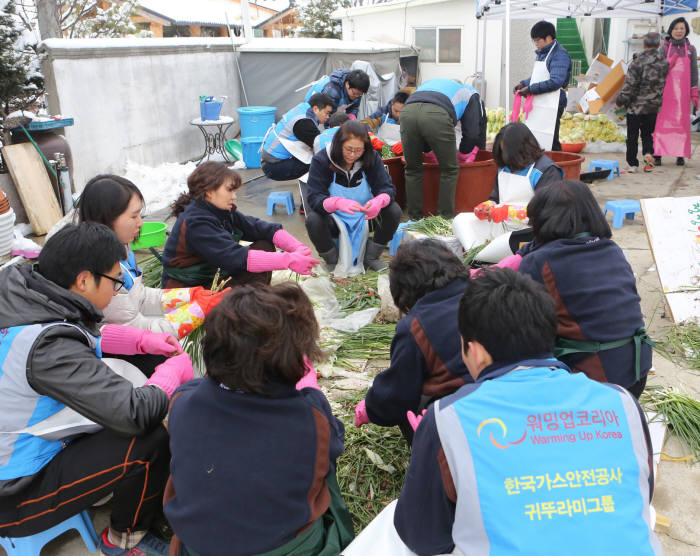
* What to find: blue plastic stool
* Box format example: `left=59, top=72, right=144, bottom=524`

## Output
left=389, top=221, right=415, bottom=256
left=0, top=510, right=99, bottom=555
left=266, top=191, right=295, bottom=216
left=588, top=159, right=621, bottom=180
left=604, top=199, right=641, bottom=228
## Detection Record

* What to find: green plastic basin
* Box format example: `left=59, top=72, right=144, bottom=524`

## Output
left=131, top=222, right=167, bottom=250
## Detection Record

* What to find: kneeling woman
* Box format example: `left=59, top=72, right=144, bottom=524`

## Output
left=306, top=120, right=401, bottom=272
left=165, top=283, right=354, bottom=555
left=453, top=122, right=563, bottom=251
left=518, top=180, right=653, bottom=397
left=162, top=161, right=317, bottom=288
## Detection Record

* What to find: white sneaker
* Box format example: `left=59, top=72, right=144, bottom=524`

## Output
left=625, top=165, right=638, bottom=174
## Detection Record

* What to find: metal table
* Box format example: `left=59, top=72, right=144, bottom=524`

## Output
left=189, top=116, right=235, bottom=165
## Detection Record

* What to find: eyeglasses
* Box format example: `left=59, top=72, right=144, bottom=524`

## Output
left=94, top=272, right=126, bottom=292
left=343, top=145, right=365, bottom=155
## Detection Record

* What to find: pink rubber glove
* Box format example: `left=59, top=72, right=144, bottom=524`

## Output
left=144, top=353, right=194, bottom=398
left=469, top=254, right=523, bottom=277
left=295, top=356, right=320, bottom=391
left=354, top=399, right=370, bottom=427
left=246, top=250, right=319, bottom=275
left=363, top=193, right=390, bottom=220
left=423, top=151, right=438, bottom=164
left=273, top=229, right=312, bottom=256
left=100, top=325, right=182, bottom=356
left=347, top=114, right=356, bottom=120
left=406, top=409, right=427, bottom=431
left=323, top=196, right=365, bottom=215
left=457, top=146, right=479, bottom=164
left=692, top=87, right=699, bottom=110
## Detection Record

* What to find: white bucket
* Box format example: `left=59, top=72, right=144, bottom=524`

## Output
left=0, top=209, right=16, bottom=256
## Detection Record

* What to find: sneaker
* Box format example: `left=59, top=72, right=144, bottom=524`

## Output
left=643, top=154, right=655, bottom=167
left=99, top=528, right=169, bottom=556
left=625, top=165, right=638, bottom=174
left=676, top=157, right=685, bottom=166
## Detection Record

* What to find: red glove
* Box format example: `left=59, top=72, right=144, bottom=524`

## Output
left=406, top=409, right=427, bottom=431
left=323, top=196, right=365, bottom=215
left=144, top=353, right=194, bottom=398
left=692, top=87, right=699, bottom=110
left=363, top=193, right=390, bottom=220
left=369, top=133, right=385, bottom=151
left=473, top=201, right=493, bottom=220
left=391, top=142, right=403, bottom=155
left=191, top=287, right=231, bottom=314
left=273, top=229, right=312, bottom=256
left=101, top=324, right=182, bottom=356
left=423, top=151, right=438, bottom=164
left=489, top=205, right=510, bottom=223
left=354, top=400, right=370, bottom=427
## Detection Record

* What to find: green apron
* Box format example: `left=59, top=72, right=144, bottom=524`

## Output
left=554, top=327, right=655, bottom=381
left=184, top=474, right=354, bottom=556
left=165, top=222, right=243, bottom=286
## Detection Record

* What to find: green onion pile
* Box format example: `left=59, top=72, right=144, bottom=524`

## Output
left=405, top=215, right=454, bottom=237
left=140, top=255, right=163, bottom=288
left=333, top=273, right=382, bottom=312
left=380, top=144, right=395, bottom=159
left=332, top=324, right=395, bottom=369
left=335, top=391, right=410, bottom=529
left=654, top=322, right=700, bottom=372
left=640, top=386, right=700, bottom=461
left=462, top=242, right=488, bottom=266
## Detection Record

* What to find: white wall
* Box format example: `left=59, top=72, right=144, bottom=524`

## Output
left=339, top=0, right=517, bottom=109
left=41, top=38, right=244, bottom=189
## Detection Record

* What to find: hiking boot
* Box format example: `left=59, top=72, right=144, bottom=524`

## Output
left=653, top=156, right=662, bottom=166
left=364, top=240, right=388, bottom=271
left=676, top=157, right=685, bottom=166
left=99, top=528, right=169, bottom=556
left=319, top=247, right=338, bottom=273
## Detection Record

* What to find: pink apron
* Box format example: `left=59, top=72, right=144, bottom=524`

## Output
left=654, top=42, right=691, bottom=158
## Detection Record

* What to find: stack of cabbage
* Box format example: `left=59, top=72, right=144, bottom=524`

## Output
left=559, top=112, right=625, bottom=143
left=486, top=109, right=626, bottom=143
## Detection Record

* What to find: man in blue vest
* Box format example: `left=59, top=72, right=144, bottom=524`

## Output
left=394, top=269, right=660, bottom=555
left=400, top=79, right=487, bottom=220
left=305, top=69, right=370, bottom=121
left=0, top=223, right=194, bottom=556
left=261, top=93, right=334, bottom=181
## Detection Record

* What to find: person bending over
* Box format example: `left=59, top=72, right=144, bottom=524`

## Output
left=305, top=69, right=370, bottom=122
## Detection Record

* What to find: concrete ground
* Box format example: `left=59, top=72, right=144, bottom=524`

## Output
left=3, top=139, right=699, bottom=555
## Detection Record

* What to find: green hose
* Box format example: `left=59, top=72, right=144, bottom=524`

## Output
left=19, top=125, right=58, bottom=178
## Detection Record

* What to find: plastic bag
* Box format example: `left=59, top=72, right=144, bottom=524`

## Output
left=329, top=307, right=380, bottom=333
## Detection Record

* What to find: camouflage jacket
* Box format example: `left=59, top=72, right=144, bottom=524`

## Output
left=616, top=48, right=669, bottom=115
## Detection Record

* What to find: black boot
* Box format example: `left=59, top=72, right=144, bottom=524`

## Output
left=654, top=156, right=662, bottom=166
left=364, top=240, right=387, bottom=271
left=676, top=157, right=685, bottom=166
left=319, top=247, right=338, bottom=273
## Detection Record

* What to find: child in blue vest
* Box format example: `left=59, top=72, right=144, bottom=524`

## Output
left=165, top=283, right=354, bottom=555
left=392, top=269, right=659, bottom=555
left=518, top=179, right=653, bottom=397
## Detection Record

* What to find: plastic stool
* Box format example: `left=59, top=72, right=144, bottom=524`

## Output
left=0, top=510, right=99, bottom=555
left=389, top=221, right=415, bottom=256
left=588, top=159, right=620, bottom=180
left=604, top=199, right=641, bottom=228
left=266, top=191, right=295, bottom=216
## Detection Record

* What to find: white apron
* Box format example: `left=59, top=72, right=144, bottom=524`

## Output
left=261, top=123, right=316, bottom=164
left=524, top=42, right=561, bottom=150
left=452, top=165, right=536, bottom=250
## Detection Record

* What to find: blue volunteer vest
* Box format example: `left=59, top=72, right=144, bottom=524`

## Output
left=416, top=79, right=478, bottom=121
left=263, top=102, right=318, bottom=160
left=305, top=76, right=331, bottom=102
left=314, top=127, right=339, bottom=153
left=435, top=365, right=660, bottom=555
left=0, top=323, right=102, bottom=480
left=120, top=249, right=142, bottom=291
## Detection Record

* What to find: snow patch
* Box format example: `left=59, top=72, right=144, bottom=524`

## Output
left=122, top=160, right=196, bottom=216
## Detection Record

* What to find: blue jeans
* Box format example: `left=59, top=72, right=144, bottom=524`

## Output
left=261, top=157, right=310, bottom=181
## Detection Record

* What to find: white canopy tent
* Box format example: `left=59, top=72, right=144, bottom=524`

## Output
left=472, top=0, right=698, bottom=111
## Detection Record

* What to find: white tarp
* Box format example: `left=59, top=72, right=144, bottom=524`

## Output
left=475, top=0, right=698, bottom=19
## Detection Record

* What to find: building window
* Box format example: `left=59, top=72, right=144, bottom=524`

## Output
left=414, top=27, right=462, bottom=64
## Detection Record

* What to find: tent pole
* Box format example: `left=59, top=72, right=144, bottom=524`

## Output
left=505, top=0, right=511, bottom=114
left=482, top=19, right=487, bottom=95
left=474, top=18, right=480, bottom=79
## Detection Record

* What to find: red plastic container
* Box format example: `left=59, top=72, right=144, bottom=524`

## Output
left=383, top=156, right=406, bottom=208
left=420, top=150, right=498, bottom=216
left=545, top=151, right=585, bottom=180
left=560, top=142, right=586, bottom=153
